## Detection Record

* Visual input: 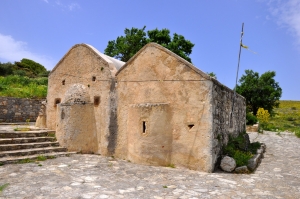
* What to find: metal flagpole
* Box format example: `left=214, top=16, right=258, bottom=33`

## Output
left=230, top=23, right=244, bottom=128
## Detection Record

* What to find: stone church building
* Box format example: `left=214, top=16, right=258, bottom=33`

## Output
left=46, top=43, right=245, bottom=172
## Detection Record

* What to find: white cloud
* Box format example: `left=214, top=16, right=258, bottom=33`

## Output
left=0, top=33, right=55, bottom=70
left=42, top=0, right=80, bottom=12
left=268, top=0, right=300, bottom=46
left=68, top=3, right=80, bottom=11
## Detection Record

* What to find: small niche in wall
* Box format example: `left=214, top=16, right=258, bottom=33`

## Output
left=142, top=121, right=147, bottom=133
left=62, top=80, right=65, bottom=85
left=92, top=76, right=96, bottom=81
left=94, top=96, right=100, bottom=106
left=54, top=98, right=61, bottom=107
left=188, top=124, right=194, bottom=130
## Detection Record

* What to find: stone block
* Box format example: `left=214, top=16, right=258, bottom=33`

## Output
left=220, top=156, right=236, bottom=172
left=247, top=153, right=262, bottom=171
left=234, top=166, right=249, bottom=174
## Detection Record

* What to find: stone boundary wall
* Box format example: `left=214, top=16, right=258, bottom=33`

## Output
left=211, top=79, right=246, bottom=167
left=0, top=97, right=44, bottom=123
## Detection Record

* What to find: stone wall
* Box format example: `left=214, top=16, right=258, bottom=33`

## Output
left=211, top=80, right=246, bottom=167
left=0, top=97, right=44, bottom=122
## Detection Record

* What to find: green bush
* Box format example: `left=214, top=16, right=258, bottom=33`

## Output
left=13, top=70, right=26, bottom=76
left=223, top=133, right=261, bottom=167
left=224, top=145, right=253, bottom=167
left=248, top=142, right=261, bottom=154
left=246, top=112, right=257, bottom=125
left=295, top=130, right=300, bottom=138
left=260, top=122, right=276, bottom=131
left=0, top=75, right=47, bottom=98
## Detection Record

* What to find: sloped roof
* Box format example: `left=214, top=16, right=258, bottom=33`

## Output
left=115, top=42, right=211, bottom=80
left=115, top=42, right=244, bottom=99
left=50, top=43, right=125, bottom=75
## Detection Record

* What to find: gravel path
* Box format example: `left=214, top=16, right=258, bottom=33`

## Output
left=0, top=131, right=299, bottom=199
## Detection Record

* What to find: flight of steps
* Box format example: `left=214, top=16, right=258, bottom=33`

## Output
left=0, top=129, right=75, bottom=165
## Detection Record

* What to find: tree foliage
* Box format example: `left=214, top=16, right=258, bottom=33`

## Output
left=0, top=59, right=48, bottom=77
left=207, top=72, right=217, bottom=79
left=236, top=70, right=282, bottom=115
left=104, top=26, right=195, bottom=62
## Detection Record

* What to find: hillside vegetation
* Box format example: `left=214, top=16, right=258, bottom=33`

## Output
left=0, top=59, right=49, bottom=99
left=0, top=75, right=47, bottom=99
left=266, top=100, right=300, bottom=137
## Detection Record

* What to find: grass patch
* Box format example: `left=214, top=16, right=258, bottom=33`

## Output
left=14, top=127, right=31, bottom=131
left=46, top=155, right=56, bottom=159
left=0, top=183, right=9, bottom=192
left=36, top=155, right=47, bottom=161
left=17, top=155, right=56, bottom=164
left=18, top=158, right=34, bottom=164
left=47, top=132, right=56, bottom=137
left=167, top=163, right=175, bottom=168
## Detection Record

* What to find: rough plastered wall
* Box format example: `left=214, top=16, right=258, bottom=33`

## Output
left=211, top=80, right=246, bottom=166
left=116, top=44, right=215, bottom=172
left=46, top=44, right=116, bottom=155
left=56, top=84, right=98, bottom=153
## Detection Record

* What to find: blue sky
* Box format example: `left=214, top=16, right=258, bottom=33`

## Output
left=0, top=0, right=299, bottom=100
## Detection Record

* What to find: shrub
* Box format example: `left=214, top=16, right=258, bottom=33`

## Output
left=246, top=112, right=258, bottom=125
left=286, top=117, right=296, bottom=121
left=256, top=108, right=270, bottom=123
left=223, top=133, right=262, bottom=167
left=224, top=145, right=253, bottom=167
left=295, top=130, right=300, bottom=138
left=248, top=142, right=261, bottom=154
left=0, top=75, right=47, bottom=98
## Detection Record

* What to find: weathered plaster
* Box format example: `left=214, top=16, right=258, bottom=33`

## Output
left=46, top=44, right=124, bottom=155
left=116, top=43, right=215, bottom=172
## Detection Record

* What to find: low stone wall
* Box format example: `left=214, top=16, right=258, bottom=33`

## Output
left=0, top=97, right=44, bottom=122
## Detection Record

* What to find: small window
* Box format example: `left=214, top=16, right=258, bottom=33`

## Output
left=54, top=98, right=61, bottom=107
left=92, top=76, right=96, bottom=81
left=142, top=121, right=146, bottom=133
left=62, top=80, right=65, bottom=85
left=94, top=96, right=100, bottom=106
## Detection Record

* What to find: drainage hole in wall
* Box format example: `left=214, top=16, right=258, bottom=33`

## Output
left=94, top=96, right=100, bottom=106
left=188, top=124, right=194, bottom=130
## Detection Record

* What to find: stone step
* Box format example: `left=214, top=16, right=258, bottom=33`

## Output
left=0, top=137, right=56, bottom=144
left=0, top=131, right=52, bottom=138
left=0, top=142, right=60, bottom=151
left=0, top=146, right=67, bottom=158
left=0, top=152, right=76, bottom=165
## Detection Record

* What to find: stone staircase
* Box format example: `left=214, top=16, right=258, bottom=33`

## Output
left=0, top=129, right=75, bottom=165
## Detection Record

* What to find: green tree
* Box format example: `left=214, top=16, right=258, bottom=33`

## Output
left=236, top=70, right=282, bottom=115
left=104, top=26, right=195, bottom=62
left=0, top=62, right=14, bottom=76
left=15, top=58, right=47, bottom=76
